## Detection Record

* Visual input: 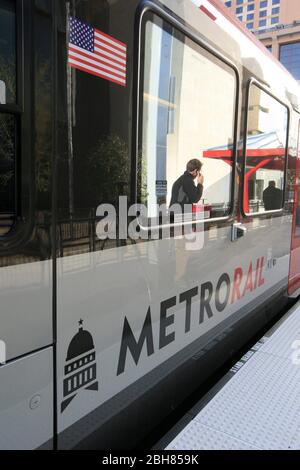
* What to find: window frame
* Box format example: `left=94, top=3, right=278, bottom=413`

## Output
left=0, top=0, right=24, bottom=241
left=241, top=78, right=290, bottom=218
left=135, top=4, right=240, bottom=230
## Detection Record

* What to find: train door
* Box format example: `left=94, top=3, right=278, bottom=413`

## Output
left=288, top=119, right=300, bottom=296
left=0, top=0, right=54, bottom=449
left=54, top=0, right=154, bottom=449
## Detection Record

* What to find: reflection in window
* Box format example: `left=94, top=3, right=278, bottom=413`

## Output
left=140, top=16, right=236, bottom=221
left=280, top=42, right=300, bottom=81
left=0, top=113, right=16, bottom=235
left=244, top=85, right=288, bottom=214
left=295, top=126, right=300, bottom=236
left=0, top=0, right=16, bottom=104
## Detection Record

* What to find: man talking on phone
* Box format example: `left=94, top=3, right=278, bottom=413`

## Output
left=170, top=159, right=204, bottom=209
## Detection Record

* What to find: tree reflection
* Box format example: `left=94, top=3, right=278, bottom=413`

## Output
left=87, top=134, right=130, bottom=206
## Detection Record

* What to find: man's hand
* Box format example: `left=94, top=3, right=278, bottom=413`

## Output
left=197, top=173, right=204, bottom=186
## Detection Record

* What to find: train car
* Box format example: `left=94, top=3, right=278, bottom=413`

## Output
left=0, top=0, right=300, bottom=449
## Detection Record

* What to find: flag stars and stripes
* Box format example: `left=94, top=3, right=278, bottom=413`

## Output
left=68, top=16, right=127, bottom=86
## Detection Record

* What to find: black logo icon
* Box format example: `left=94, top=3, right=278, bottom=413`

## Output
left=61, top=320, right=98, bottom=413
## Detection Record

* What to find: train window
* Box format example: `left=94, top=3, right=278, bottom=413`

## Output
left=0, top=0, right=16, bottom=104
left=139, top=14, right=237, bottom=223
left=295, top=123, right=300, bottom=236
left=0, top=0, right=18, bottom=235
left=244, top=84, right=288, bottom=215
left=0, top=113, right=16, bottom=235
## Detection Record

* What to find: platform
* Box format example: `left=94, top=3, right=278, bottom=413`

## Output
left=160, top=300, right=300, bottom=450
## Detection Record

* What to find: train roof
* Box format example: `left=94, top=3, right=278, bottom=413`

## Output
left=158, top=0, right=300, bottom=111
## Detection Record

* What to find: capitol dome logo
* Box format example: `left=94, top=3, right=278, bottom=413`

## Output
left=61, top=320, right=98, bottom=413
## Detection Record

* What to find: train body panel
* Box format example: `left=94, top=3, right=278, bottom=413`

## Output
left=0, top=260, right=52, bottom=362
left=0, top=0, right=300, bottom=449
left=0, top=347, right=53, bottom=449
left=57, top=215, right=291, bottom=438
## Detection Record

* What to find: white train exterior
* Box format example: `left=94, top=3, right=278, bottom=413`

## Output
left=0, top=0, right=299, bottom=449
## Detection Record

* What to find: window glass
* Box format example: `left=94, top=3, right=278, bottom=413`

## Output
left=260, top=10, right=267, bottom=17
left=236, top=7, right=243, bottom=13
left=0, top=113, right=16, bottom=235
left=272, top=0, right=280, bottom=4
left=0, top=0, right=16, bottom=104
left=225, top=1, right=232, bottom=7
left=260, top=1, right=268, bottom=7
left=259, top=19, right=267, bottom=27
left=247, top=13, right=254, bottom=20
left=280, top=42, right=300, bottom=80
left=272, top=7, right=280, bottom=14
left=247, top=22, right=254, bottom=29
left=140, top=15, right=236, bottom=221
left=244, top=84, right=288, bottom=214
left=295, top=124, right=300, bottom=236
left=247, top=4, right=254, bottom=11
left=271, top=16, right=279, bottom=24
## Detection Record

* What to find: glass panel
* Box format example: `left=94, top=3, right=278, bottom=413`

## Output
left=280, top=42, right=300, bottom=80
left=140, top=16, right=236, bottom=221
left=0, top=0, right=16, bottom=104
left=0, top=113, right=16, bottom=234
left=244, top=85, right=288, bottom=214
left=295, top=125, right=300, bottom=237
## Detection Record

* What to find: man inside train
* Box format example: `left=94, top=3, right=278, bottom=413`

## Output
left=170, top=159, right=204, bottom=211
left=263, top=180, right=283, bottom=211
